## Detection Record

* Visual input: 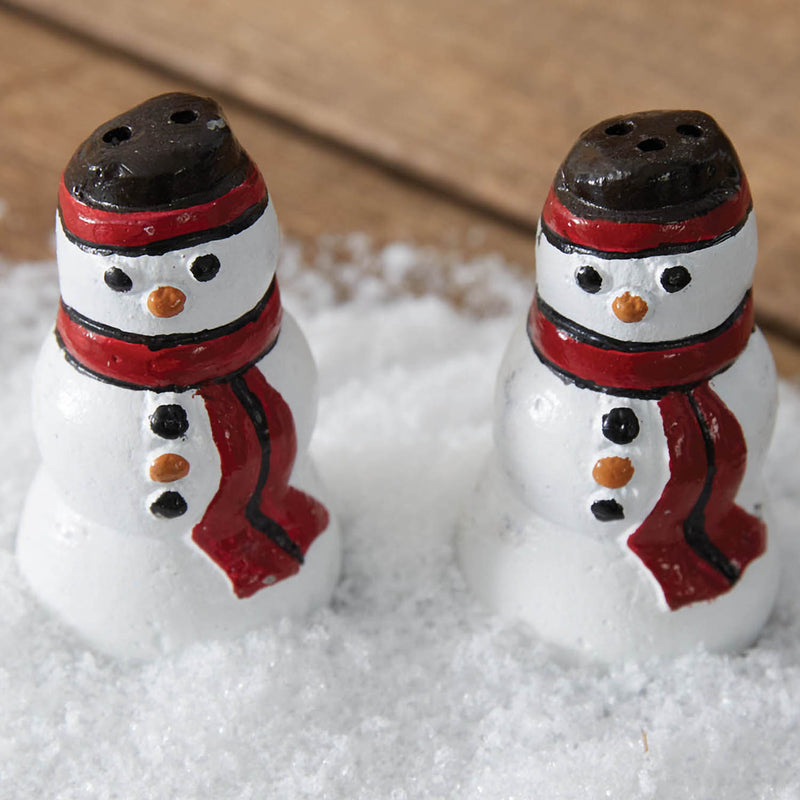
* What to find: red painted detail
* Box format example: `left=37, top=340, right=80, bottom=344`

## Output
left=59, top=167, right=266, bottom=247
left=194, top=371, right=329, bottom=598
left=57, top=278, right=329, bottom=596
left=541, top=180, right=751, bottom=253
left=56, top=283, right=282, bottom=388
left=531, top=295, right=765, bottom=608
left=627, top=386, right=766, bottom=609
left=529, top=293, right=754, bottom=392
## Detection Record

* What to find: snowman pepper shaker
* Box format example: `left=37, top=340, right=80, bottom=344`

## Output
left=17, top=93, right=341, bottom=658
left=458, top=110, right=779, bottom=661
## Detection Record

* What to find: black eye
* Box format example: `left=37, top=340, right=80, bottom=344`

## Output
left=660, top=266, right=692, bottom=293
left=104, top=266, right=132, bottom=292
left=576, top=265, right=603, bottom=294
left=190, top=254, right=220, bottom=282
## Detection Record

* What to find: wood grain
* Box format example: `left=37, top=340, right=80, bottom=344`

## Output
left=0, top=9, right=534, bottom=271
left=5, top=0, right=800, bottom=332
left=2, top=3, right=799, bottom=376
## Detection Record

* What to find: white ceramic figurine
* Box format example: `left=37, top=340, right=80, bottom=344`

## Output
left=458, top=110, right=778, bottom=662
left=17, top=93, right=341, bottom=658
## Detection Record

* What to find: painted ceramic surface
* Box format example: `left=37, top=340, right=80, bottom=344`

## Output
left=17, top=94, right=340, bottom=658
left=56, top=205, right=281, bottom=337
left=458, top=110, right=778, bottom=662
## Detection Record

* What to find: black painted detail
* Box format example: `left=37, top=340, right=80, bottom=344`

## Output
left=190, top=253, right=221, bottom=282
left=150, top=491, right=188, bottom=519
left=660, top=265, right=692, bottom=293
left=150, top=404, right=189, bottom=439
left=229, top=374, right=304, bottom=563
left=575, top=265, right=603, bottom=294
left=591, top=499, right=625, bottom=521
left=682, top=392, right=740, bottom=583
left=536, top=291, right=750, bottom=354
left=539, top=212, right=750, bottom=259
left=61, top=276, right=276, bottom=351
left=103, top=266, right=133, bottom=292
left=60, top=198, right=268, bottom=258
left=64, top=93, right=252, bottom=213
left=602, top=408, right=640, bottom=444
left=554, top=110, right=745, bottom=224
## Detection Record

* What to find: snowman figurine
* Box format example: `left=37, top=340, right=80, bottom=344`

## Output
left=458, top=110, right=778, bottom=662
left=17, top=93, right=341, bottom=658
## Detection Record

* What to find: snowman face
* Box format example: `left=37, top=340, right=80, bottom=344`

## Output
left=535, top=214, right=757, bottom=343
left=56, top=203, right=280, bottom=336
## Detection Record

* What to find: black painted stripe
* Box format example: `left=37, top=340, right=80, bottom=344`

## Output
left=539, top=206, right=751, bottom=259
left=55, top=328, right=281, bottom=393
left=229, top=374, right=304, bottom=564
left=60, top=197, right=268, bottom=257
left=682, top=391, right=740, bottom=583
left=61, top=276, right=277, bottom=351
left=536, top=291, right=750, bottom=354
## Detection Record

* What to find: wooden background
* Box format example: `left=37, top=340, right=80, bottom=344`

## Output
left=1, top=0, right=799, bottom=371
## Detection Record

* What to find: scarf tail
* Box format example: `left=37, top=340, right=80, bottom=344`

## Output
left=627, top=384, right=766, bottom=609
left=193, top=368, right=329, bottom=599
left=527, top=293, right=766, bottom=609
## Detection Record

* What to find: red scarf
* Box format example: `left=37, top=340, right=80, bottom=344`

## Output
left=528, top=293, right=766, bottom=609
left=56, top=279, right=329, bottom=598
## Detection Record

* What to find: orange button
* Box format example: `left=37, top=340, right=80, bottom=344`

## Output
left=592, top=456, right=634, bottom=488
left=149, top=453, right=190, bottom=483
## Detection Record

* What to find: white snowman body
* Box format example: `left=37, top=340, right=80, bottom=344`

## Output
left=18, top=198, right=340, bottom=659
left=458, top=214, right=779, bottom=662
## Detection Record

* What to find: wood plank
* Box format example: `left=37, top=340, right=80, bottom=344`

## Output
left=5, top=0, right=800, bottom=335
left=2, top=8, right=800, bottom=377
left=0, top=9, right=533, bottom=273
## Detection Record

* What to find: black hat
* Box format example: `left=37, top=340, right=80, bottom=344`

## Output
left=59, top=93, right=267, bottom=255
left=542, top=110, right=751, bottom=255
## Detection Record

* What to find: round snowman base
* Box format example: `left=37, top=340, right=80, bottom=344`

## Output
left=17, top=469, right=341, bottom=660
left=457, top=458, right=780, bottom=663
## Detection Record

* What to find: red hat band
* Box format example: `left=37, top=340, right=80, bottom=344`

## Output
left=59, top=167, right=267, bottom=252
left=541, top=178, right=752, bottom=256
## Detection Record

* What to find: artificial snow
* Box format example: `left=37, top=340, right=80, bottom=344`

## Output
left=1, top=240, right=800, bottom=799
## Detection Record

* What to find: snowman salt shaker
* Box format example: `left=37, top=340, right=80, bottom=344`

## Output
left=458, top=110, right=778, bottom=662
left=17, top=93, right=341, bottom=658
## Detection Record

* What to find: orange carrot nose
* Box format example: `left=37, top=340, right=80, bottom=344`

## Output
left=612, top=292, right=648, bottom=323
left=147, top=286, right=186, bottom=318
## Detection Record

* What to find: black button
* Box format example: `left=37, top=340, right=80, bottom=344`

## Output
left=150, top=491, right=187, bottom=518
left=149, top=405, right=189, bottom=439
left=591, top=499, right=625, bottom=522
left=602, top=408, right=640, bottom=445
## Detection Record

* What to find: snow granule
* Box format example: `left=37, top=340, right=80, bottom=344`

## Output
left=1, top=241, right=799, bottom=800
